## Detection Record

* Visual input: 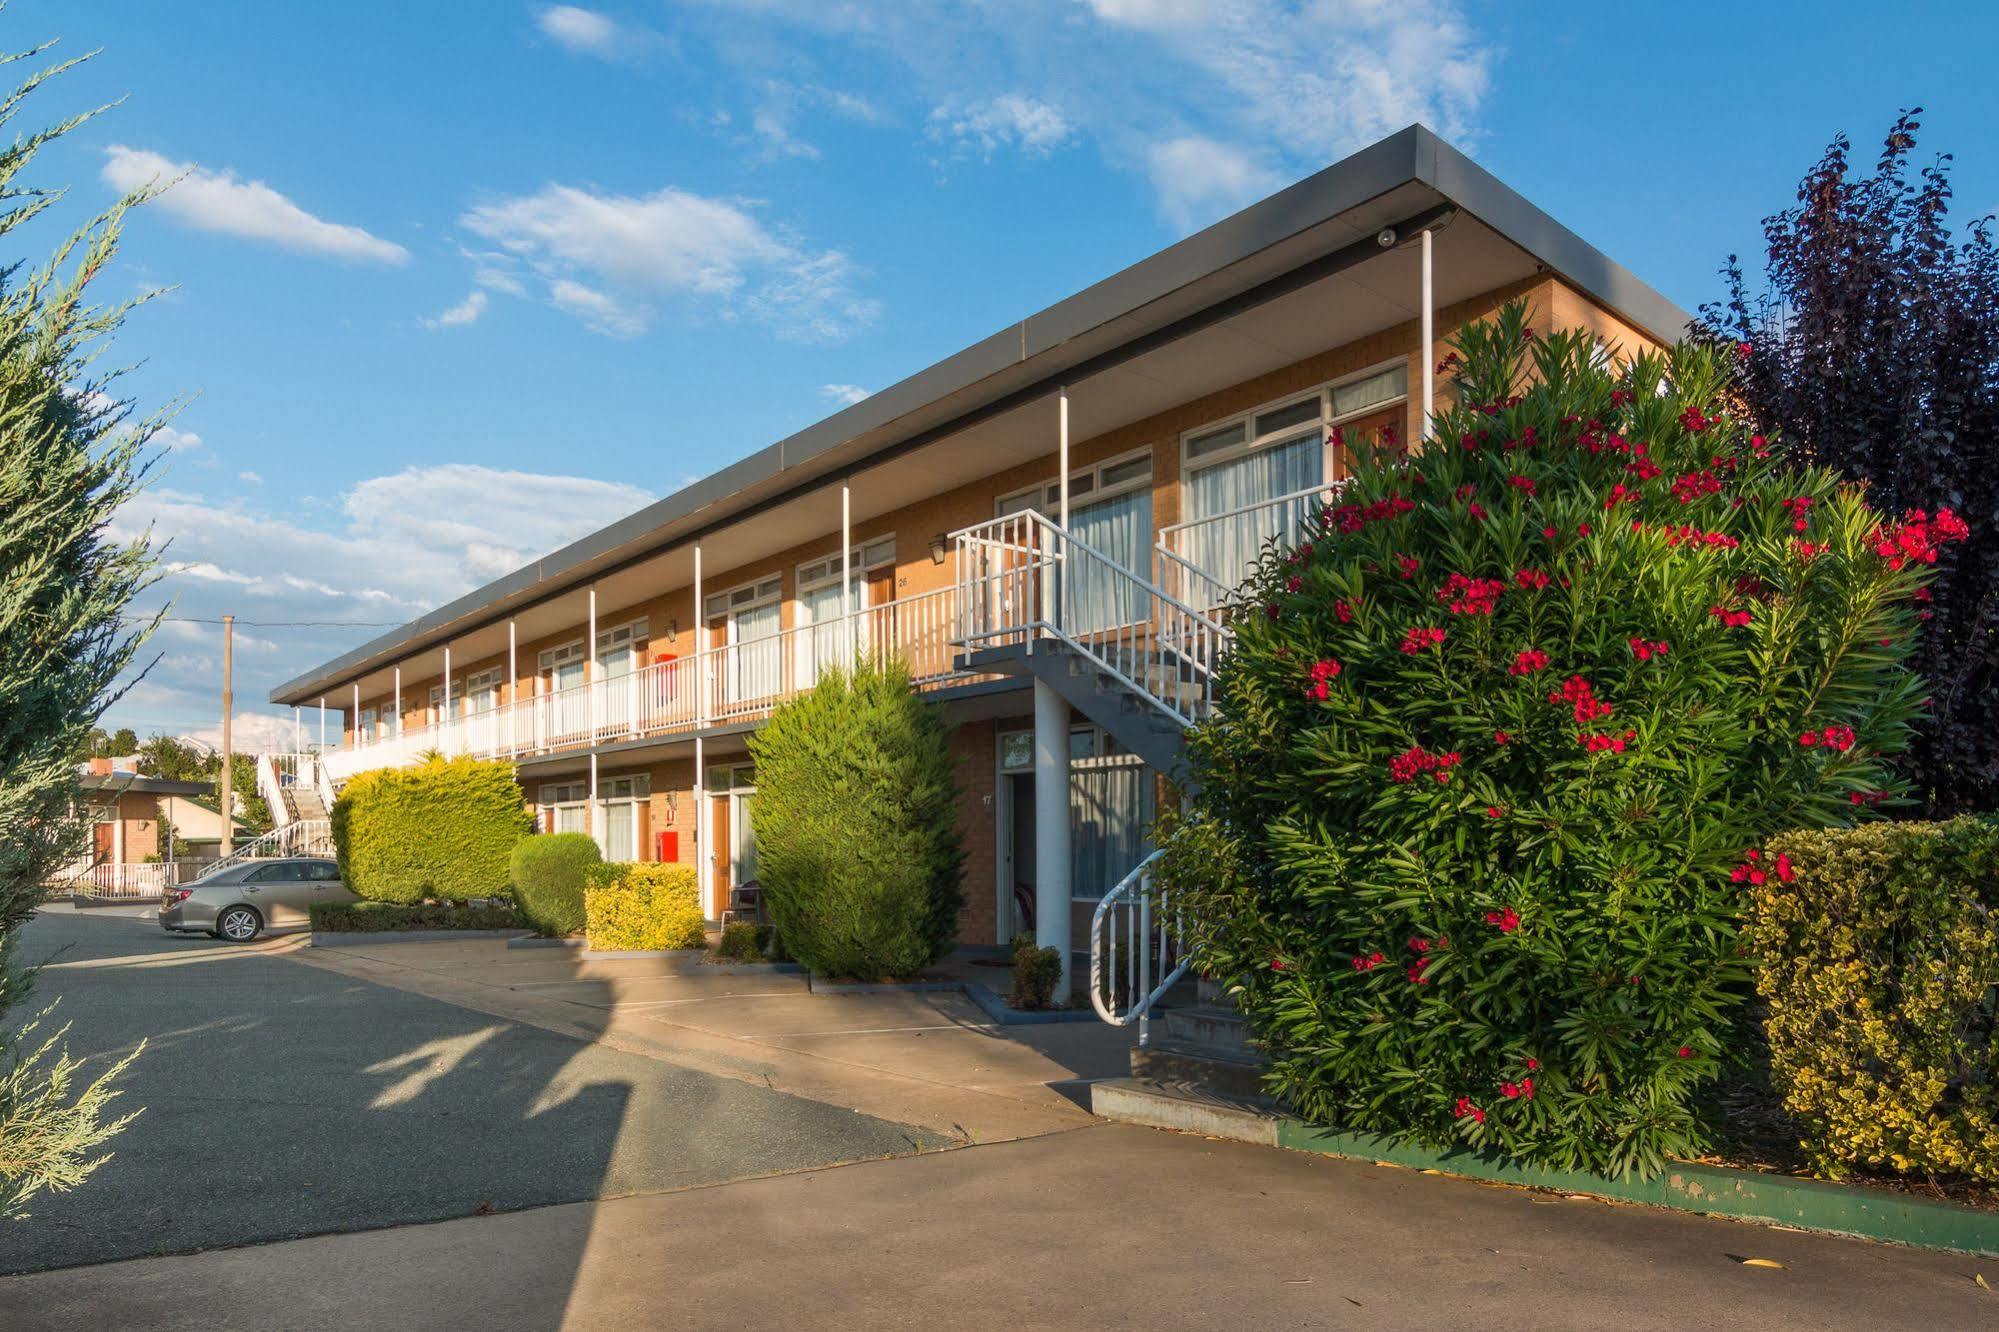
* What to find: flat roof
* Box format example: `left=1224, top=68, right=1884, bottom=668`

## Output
left=79, top=773, right=214, bottom=798
left=274, top=123, right=1691, bottom=706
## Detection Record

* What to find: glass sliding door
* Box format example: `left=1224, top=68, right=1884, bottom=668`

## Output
left=1068, top=487, right=1153, bottom=635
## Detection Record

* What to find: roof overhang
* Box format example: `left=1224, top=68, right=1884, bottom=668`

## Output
left=274, top=123, right=1690, bottom=707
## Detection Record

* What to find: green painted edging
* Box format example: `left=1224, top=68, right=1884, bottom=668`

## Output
left=1276, top=1121, right=1999, bottom=1256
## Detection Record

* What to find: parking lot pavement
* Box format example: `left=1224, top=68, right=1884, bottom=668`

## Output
left=0, top=906, right=946, bottom=1276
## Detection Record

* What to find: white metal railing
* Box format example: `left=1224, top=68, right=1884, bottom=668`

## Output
left=53, top=860, right=206, bottom=901
left=198, top=818, right=334, bottom=878
left=321, top=584, right=988, bottom=785
left=1155, top=481, right=1345, bottom=614
left=1089, top=850, right=1186, bottom=1045
left=952, top=509, right=1230, bottom=728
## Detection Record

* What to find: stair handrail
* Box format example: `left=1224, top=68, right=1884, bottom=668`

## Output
left=198, top=818, right=333, bottom=878
left=1089, top=849, right=1186, bottom=1045
left=1154, top=480, right=1346, bottom=615
left=951, top=510, right=1233, bottom=728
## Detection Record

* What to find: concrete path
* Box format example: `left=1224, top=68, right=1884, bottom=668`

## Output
left=0, top=908, right=968, bottom=1274
left=2, top=1122, right=1989, bottom=1331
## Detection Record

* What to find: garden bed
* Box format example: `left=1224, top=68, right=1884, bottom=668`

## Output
left=308, top=900, right=527, bottom=937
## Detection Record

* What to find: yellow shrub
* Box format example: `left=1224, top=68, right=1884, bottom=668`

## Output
left=584, top=862, right=706, bottom=952
left=1749, top=819, right=1999, bottom=1181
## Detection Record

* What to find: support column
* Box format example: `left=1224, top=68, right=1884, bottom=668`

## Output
left=443, top=647, right=452, bottom=729
left=693, top=546, right=710, bottom=916
left=1420, top=226, right=1435, bottom=442
left=841, top=480, right=854, bottom=661
left=589, top=751, right=600, bottom=854
left=1055, top=387, right=1071, bottom=633
left=1033, top=678, right=1073, bottom=997
left=587, top=588, right=598, bottom=742
left=393, top=667, right=402, bottom=739
left=351, top=684, right=360, bottom=747
left=507, top=620, right=518, bottom=759
left=318, top=697, right=326, bottom=751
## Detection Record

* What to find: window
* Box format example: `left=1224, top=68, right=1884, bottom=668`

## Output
left=463, top=667, right=502, bottom=715
left=597, top=773, right=650, bottom=860
left=539, top=781, right=589, bottom=836
left=247, top=863, right=291, bottom=883
left=706, top=578, right=782, bottom=706
left=1178, top=363, right=1409, bottom=602
left=998, top=451, right=1154, bottom=633
left=539, top=640, right=586, bottom=694
left=595, top=618, right=649, bottom=680
left=301, top=862, right=342, bottom=882
left=796, top=539, right=896, bottom=689
left=356, top=707, right=379, bottom=744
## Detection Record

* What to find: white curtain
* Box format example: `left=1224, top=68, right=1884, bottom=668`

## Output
left=1066, top=489, right=1153, bottom=634
left=1185, top=433, right=1320, bottom=601
left=730, top=792, right=758, bottom=886
left=727, top=602, right=781, bottom=703
left=1069, top=757, right=1153, bottom=900
left=797, top=576, right=863, bottom=690
left=599, top=800, right=634, bottom=861
left=554, top=805, right=586, bottom=835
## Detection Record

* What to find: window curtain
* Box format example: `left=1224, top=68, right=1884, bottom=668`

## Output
left=599, top=799, right=634, bottom=860
left=554, top=805, right=586, bottom=835
left=797, top=576, right=864, bottom=690
left=1069, top=758, right=1153, bottom=900
left=1065, top=489, right=1153, bottom=634
left=1185, top=433, right=1320, bottom=601
left=727, top=602, right=781, bottom=703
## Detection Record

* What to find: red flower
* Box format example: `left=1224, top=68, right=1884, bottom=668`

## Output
left=1387, top=746, right=1460, bottom=784
left=1407, top=960, right=1431, bottom=985
left=1401, top=626, right=1448, bottom=654
left=1625, top=456, right=1662, bottom=482
left=1519, top=1076, right=1536, bottom=1100
left=1351, top=952, right=1385, bottom=972
left=1286, top=574, right=1302, bottom=593
left=1851, top=790, right=1890, bottom=807
left=1493, top=730, right=1512, bottom=745
left=1872, top=506, right=1972, bottom=568
left=1334, top=598, right=1354, bottom=623
left=1610, top=389, right=1634, bottom=407
left=1455, top=1096, right=1486, bottom=1123
left=1541, top=524, right=1558, bottom=540
left=1577, top=522, right=1592, bottom=536
left=1602, top=482, right=1642, bottom=510
left=1676, top=1046, right=1693, bottom=1059
left=1484, top=907, right=1520, bottom=932
left=1708, top=604, right=1754, bottom=628
left=1670, top=469, right=1724, bottom=504
left=1514, top=568, right=1550, bottom=591
left=1549, top=675, right=1613, bottom=724
left=1509, top=649, right=1550, bottom=676
left=1499, top=1080, right=1521, bottom=1099
left=1507, top=474, right=1537, bottom=497
left=1397, top=554, right=1422, bottom=579
left=1484, top=805, right=1505, bottom=820
left=1408, top=936, right=1430, bottom=953
left=1678, top=406, right=1712, bottom=434
left=1270, top=958, right=1287, bottom=971
left=1437, top=573, right=1506, bottom=616
left=1628, top=637, right=1671, bottom=662
left=1579, top=730, right=1633, bottom=754
left=1304, top=657, right=1343, bottom=701
left=1524, top=1057, right=1540, bottom=1072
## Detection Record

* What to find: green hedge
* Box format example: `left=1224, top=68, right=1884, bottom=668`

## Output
left=715, top=921, right=774, bottom=962
left=584, top=862, right=706, bottom=952
left=331, top=756, right=532, bottom=903
left=308, top=900, right=525, bottom=932
left=748, top=658, right=964, bottom=980
left=510, top=833, right=601, bottom=936
left=1750, top=819, right=1999, bottom=1181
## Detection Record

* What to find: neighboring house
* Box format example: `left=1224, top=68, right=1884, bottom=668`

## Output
left=270, top=125, right=1689, bottom=963
left=157, top=791, right=255, bottom=863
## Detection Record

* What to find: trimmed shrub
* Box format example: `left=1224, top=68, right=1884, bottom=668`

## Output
left=1008, top=934, right=1064, bottom=1011
left=715, top=921, right=773, bottom=962
left=585, top=862, right=706, bottom=952
left=332, top=756, right=532, bottom=903
left=748, top=659, right=964, bottom=980
left=1163, top=301, right=1959, bottom=1177
left=510, top=833, right=601, bottom=936
left=1749, top=819, right=1999, bottom=1180
left=308, top=900, right=524, bottom=933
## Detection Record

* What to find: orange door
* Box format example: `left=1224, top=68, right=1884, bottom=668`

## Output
left=1330, top=404, right=1408, bottom=475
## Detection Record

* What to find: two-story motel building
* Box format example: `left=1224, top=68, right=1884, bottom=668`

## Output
left=272, top=125, right=1689, bottom=972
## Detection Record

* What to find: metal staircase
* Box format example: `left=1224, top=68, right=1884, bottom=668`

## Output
left=951, top=509, right=1229, bottom=776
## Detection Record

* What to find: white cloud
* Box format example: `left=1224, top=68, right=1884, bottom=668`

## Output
left=930, top=94, right=1072, bottom=159
left=238, top=470, right=262, bottom=484
left=156, top=424, right=204, bottom=454
left=670, top=0, right=1492, bottom=230
left=424, top=290, right=489, bottom=329
left=101, top=145, right=410, bottom=265
left=819, top=383, right=870, bottom=406
left=183, top=711, right=316, bottom=756
left=460, top=183, right=877, bottom=341
left=1146, top=135, right=1281, bottom=232
left=537, top=5, right=620, bottom=56
left=745, top=82, right=889, bottom=162
left=101, top=465, right=653, bottom=736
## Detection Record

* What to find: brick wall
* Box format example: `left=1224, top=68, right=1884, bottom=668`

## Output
left=950, top=719, right=998, bottom=946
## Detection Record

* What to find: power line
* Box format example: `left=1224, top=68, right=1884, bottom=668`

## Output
left=122, top=615, right=404, bottom=628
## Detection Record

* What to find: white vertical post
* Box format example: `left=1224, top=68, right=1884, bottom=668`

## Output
left=693, top=545, right=709, bottom=915
left=1057, top=387, right=1071, bottom=634
left=507, top=620, right=518, bottom=759
left=292, top=706, right=301, bottom=753
left=694, top=734, right=709, bottom=916
left=1421, top=226, right=1435, bottom=442
left=588, top=751, right=600, bottom=855
left=1034, top=678, right=1073, bottom=999
left=587, top=588, right=598, bottom=742
left=841, top=481, right=854, bottom=662
left=394, top=667, right=402, bottom=739
left=112, top=802, right=124, bottom=877
left=442, top=647, right=452, bottom=728
left=318, top=697, right=326, bottom=751
left=351, top=684, right=359, bottom=747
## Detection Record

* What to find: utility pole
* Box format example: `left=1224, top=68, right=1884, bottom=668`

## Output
left=219, top=614, right=234, bottom=856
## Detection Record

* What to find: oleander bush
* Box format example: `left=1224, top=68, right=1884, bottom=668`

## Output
left=308, top=900, right=525, bottom=933
left=509, top=832, right=601, bottom=936
left=1749, top=819, right=1999, bottom=1180
left=1162, top=299, right=1965, bottom=1177
left=584, top=861, right=706, bottom=952
left=332, top=756, right=532, bottom=904
left=749, top=659, right=964, bottom=980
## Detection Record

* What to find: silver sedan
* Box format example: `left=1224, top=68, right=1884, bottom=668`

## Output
left=159, top=857, right=358, bottom=942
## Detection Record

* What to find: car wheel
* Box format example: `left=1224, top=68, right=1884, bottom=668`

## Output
left=216, top=906, right=262, bottom=943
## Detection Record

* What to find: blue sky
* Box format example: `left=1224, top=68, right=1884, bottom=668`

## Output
left=33, top=0, right=1994, bottom=747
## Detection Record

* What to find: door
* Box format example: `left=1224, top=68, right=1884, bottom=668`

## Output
left=301, top=860, right=358, bottom=913
left=797, top=573, right=862, bottom=691
left=1005, top=772, right=1035, bottom=943
left=729, top=791, right=758, bottom=888
left=241, top=861, right=311, bottom=927
left=727, top=602, right=781, bottom=706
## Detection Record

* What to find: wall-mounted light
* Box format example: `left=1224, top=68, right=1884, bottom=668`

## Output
left=928, top=534, right=948, bottom=565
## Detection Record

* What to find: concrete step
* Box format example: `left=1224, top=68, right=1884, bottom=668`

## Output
left=1130, top=1037, right=1270, bottom=1102
left=1091, top=1075, right=1281, bottom=1145
left=1160, top=1004, right=1254, bottom=1053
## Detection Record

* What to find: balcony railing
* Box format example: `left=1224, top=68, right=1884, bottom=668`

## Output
left=1155, top=482, right=1346, bottom=614
left=322, top=584, right=988, bottom=784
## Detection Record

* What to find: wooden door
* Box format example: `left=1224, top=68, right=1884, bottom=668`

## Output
left=1330, top=404, right=1407, bottom=475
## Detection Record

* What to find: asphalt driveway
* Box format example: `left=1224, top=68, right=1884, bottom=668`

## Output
left=0, top=905, right=943, bottom=1275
